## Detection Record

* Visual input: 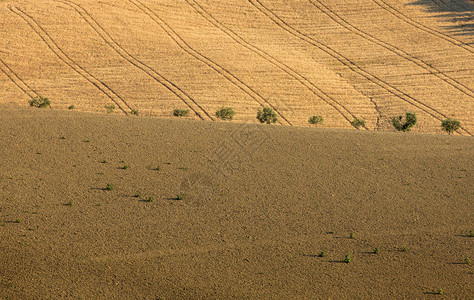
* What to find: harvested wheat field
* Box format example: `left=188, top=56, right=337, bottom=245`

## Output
left=1, top=0, right=474, bottom=299
left=0, top=0, right=473, bottom=133
left=1, top=106, right=473, bottom=299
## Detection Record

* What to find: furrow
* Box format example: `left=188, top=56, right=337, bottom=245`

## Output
left=186, top=0, right=368, bottom=129
left=309, top=0, right=474, bottom=98
left=128, top=0, right=292, bottom=125
left=372, top=0, right=473, bottom=53
left=9, top=6, right=131, bottom=115
left=248, top=0, right=472, bottom=136
left=57, top=0, right=210, bottom=121
left=0, top=57, right=40, bottom=100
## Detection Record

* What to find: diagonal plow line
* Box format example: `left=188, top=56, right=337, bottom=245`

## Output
left=56, top=0, right=210, bottom=120
left=372, top=0, right=473, bottom=53
left=128, top=0, right=291, bottom=125
left=186, top=0, right=370, bottom=129
left=9, top=6, right=131, bottom=115
left=249, top=0, right=472, bottom=136
left=309, top=0, right=474, bottom=98
left=0, top=57, right=40, bottom=100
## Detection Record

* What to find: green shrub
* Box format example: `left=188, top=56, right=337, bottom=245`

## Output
left=344, top=254, right=351, bottom=263
left=308, top=115, right=323, bottom=125
left=177, top=194, right=183, bottom=200
left=131, top=109, right=139, bottom=116
left=105, top=104, right=115, bottom=113
left=392, top=112, right=417, bottom=132
left=465, top=257, right=471, bottom=265
left=68, top=105, right=75, bottom=110
left=351, top=118, right=365, bottom=128
left=257, top=107, right=277, bottom=124
left=318, top=250, right=327, bottom=257
left=441, top=118, right=460, bottom=135
left=469, top=230, right=474, bottom=237
left=173, top=109, right=190, bottom=117
left=349, top=232, right=355, bottom=239
left=216, top=107, right=235, bottom=120
left=29, top=96, right=51, bottom=108
left=105, top=183, right=114, bottom=191
left=374, top=248, right=380, bottom=254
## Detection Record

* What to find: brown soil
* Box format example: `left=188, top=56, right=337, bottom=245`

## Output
left=0, top=0, right=472, bottom=134
left=1, top=105, right=473, bottom=299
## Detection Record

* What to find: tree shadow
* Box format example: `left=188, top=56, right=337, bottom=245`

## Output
left=408, top=0, right=474, bottom=37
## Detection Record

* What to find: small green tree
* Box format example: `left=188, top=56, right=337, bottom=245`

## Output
left=216, top=107, right=235, bottom=120
left=392, top=112, right=417, bottom=132
left=351, top=118, right=365, bottom=128
left=441, top=118, right=460, bottom=135
left=257, top=107, right=277, bottom=124
left=29, top=96, right=51, bottom=108
left=308, top=115, right=323, bottom=125
left=173, top=109, right=190, bottom=117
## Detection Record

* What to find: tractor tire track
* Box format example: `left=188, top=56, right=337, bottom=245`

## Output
left=9, top=6, right=131, bottom=115
left=0, top=57, right=41, bottom=100
left=372, top=0, right=473, bottom=53
left=309, top=0, right=474, bottom=98
left=128, top=0, right=291, bottom=125
left=186, top=0, right=368, bottom=129
left=249, top=0, right=472, bottom=136
left=57, top=0, right=211, bottom=121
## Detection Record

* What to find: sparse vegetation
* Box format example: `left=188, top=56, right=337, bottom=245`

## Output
left=465, top=257, right=471, bottom=265
left=131, top=109, right=139, bottom=116
left=469, top=230, right=474, bottom=237
left=144, top=196, right=153, bottom=202
left=344, top=254, right=351, bottom=263
left=257, top=107, right=278, bottom=124
left=392, top=112, right=417, bottom=132
left=177, top=194, right=183, bottom=200
left=374, top=248, right=380, bottom=254
left=437, top=289, right=443, bottom=295
left=173, top=108, right=190, bottom=117
left=441, top=118, right=460, bottom=135
left=14, top=219, right=21, bottom=224
left=120, top=165, right=129, bottom=170
left=402, top=245, right=408, bottom=252
left=65, top=201, right=73, bottom=206
left=133, top=191, right=141, bottom=198
left=318, top=250, right=327, bottom=257
left=308, top=115, right=323, bottom=125
left=349, top=232, right=355, bottom=239
left=68, top=105, right=75, bottom=110
left=105, top=104, right=115, bottom=113
left=105, top=183, right=114, bottom=191
left=29, top=96, right=51, bottom=108
left=351, top=118, right=365, bottom=128
left=216, top=107, right=235, bottom=120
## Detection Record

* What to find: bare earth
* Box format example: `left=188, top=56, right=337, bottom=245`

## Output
left=0, top=105, right=473, bottom=299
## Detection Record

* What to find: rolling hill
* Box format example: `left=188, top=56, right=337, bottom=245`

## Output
left=0, top=0, right=473, bottom=133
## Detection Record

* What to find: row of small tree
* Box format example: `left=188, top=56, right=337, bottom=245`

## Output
left=27, top=96, right=462, bottom=135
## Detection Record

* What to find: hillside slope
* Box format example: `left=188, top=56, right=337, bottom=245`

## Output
left=0, top=105, right=473, bottom=299
left=0, top=0, right=472, bottom=133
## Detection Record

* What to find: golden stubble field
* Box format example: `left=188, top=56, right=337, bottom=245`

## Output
left=0, top=105, right=473, bottom=299
left=0, top=0, right=473, bottom=133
